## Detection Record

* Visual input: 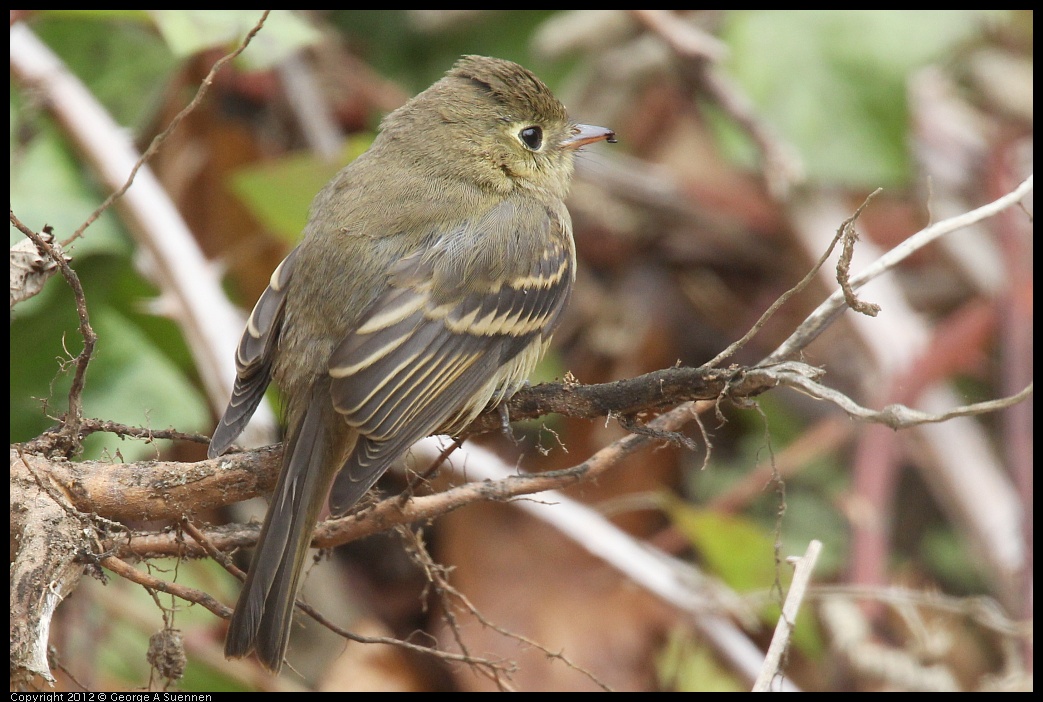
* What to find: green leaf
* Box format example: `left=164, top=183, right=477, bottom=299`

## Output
left=150, top=10, right=321, bottom=70
left=10, top=103, right=130, bottom=255
left=719, top=10, right=1006, bottom=187
left=9, top=239, right=209, bottom=460
left=78, top=308, right=209, bottom=461
left=10, top=98, right=132, bottom=318
left=661, top=494, right=826, bottom=656
left=31, top=12, right=176, bottom=131
left=662, top=494, right=780, bottom=592
left=657, top=627, right=745, bottom=692
left=228, top=137, right=372, bottom=240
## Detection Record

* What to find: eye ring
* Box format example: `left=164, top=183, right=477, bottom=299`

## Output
left=519, top=126, right=543, bottom=151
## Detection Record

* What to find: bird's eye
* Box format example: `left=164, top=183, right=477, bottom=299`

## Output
left=519, top=126, right=543, bottom=151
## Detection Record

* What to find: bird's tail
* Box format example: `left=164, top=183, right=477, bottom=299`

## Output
left=224, top=383, right=349, bottom=673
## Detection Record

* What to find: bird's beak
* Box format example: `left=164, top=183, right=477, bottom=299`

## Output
left=562, top=124, right=617, bottom=150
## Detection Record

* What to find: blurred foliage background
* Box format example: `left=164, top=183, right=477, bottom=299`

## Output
left=10, top=10, right=1032, bottom=692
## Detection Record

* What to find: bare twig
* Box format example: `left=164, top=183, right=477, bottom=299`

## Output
left=10, top=211, right=96, bottom=456
left=68, top=11, right=271, bottom=245
left=100, top=554, right=231, bottom=620
left=766, top=174, right=1033, bottom=364
left=178, top=518, right=513, bottom=677
left=78, top=418, right=211, bottom=445
left=406, top=435, right=796, bottom=689
left=777, top=368, right=1034, bottom=430
left=10, top=15, right=278, bottom=443
left=702, top=190, right=882, bottom=370
left=402, top=529, right=520, bottom=691
left=835, top=190, right=884, bottom=317
left=630, top=10, right=803, bottom=199
left=752, top=540, right=822, bottom=692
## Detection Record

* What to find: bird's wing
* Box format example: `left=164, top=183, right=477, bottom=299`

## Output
left=326, top=200, right=574, bottom=514
left=209, top=246, right=300, bottom=458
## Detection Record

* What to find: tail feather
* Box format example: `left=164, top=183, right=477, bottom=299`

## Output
left=224, top=385, right=348, bottom=672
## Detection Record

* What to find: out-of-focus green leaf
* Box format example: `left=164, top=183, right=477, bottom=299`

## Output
left=150, top=10, right=320, bottom=70
left=228, top=137, right=372, bottom=240
left=83, top=559, right=250, bottom=691
left=10, top=102, right=131, bottom=312
left=657, top=627, right=745, bottom=692
left=685, top=394, right=849, bottom=580
left=77, top=308, right=209, bottom=461
left=11, top=88, right=208, bottom=459
left=661, top=494, right=824, bottom=656
left=31, top=12, right=176, bottom=131
left=662, top=494, right=779, bottom=592
left=719, top=10, right=1006, bottom=187
left=331, top=10, right=561, bottom=93
left=921, top=525, right=985, bottom=594
left=776, top=491, right=847, bottom=578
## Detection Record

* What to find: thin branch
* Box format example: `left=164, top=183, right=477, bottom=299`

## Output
left=100, top=554, right=231, bottom=620
left=766, top=174, right=1034, bottom=364
left=776, top=365, right=1034, bottom=430
left=752, top=540, right=822, bottom=692
left=401, top=528, right=517, bottom=691
left=702, top=189, right=882, bottom=370
left=630, top=10, right=803, bottom=199
left=10, top=212, right=96, bottom=456
left=78, top=418, right=211, bottom=445
left=68, top=11, right=271, bottom=245
left=836, top=193, right=884, bottom=317
left=177, top=519, right=512, bottom=677
left=403, top=527, right=611, bottom=691
left=10, top=16, right=278, bottom=441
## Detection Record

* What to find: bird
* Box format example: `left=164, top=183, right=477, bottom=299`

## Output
left=208, top=54, right=615, bottom=673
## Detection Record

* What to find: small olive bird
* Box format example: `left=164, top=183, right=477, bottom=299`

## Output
left=209, top=55, right=615, bottom=672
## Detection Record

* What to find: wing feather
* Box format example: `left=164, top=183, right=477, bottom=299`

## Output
left=209, top=246, right=300, bottom=458
left=327, top=200, right=574, bottom=514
